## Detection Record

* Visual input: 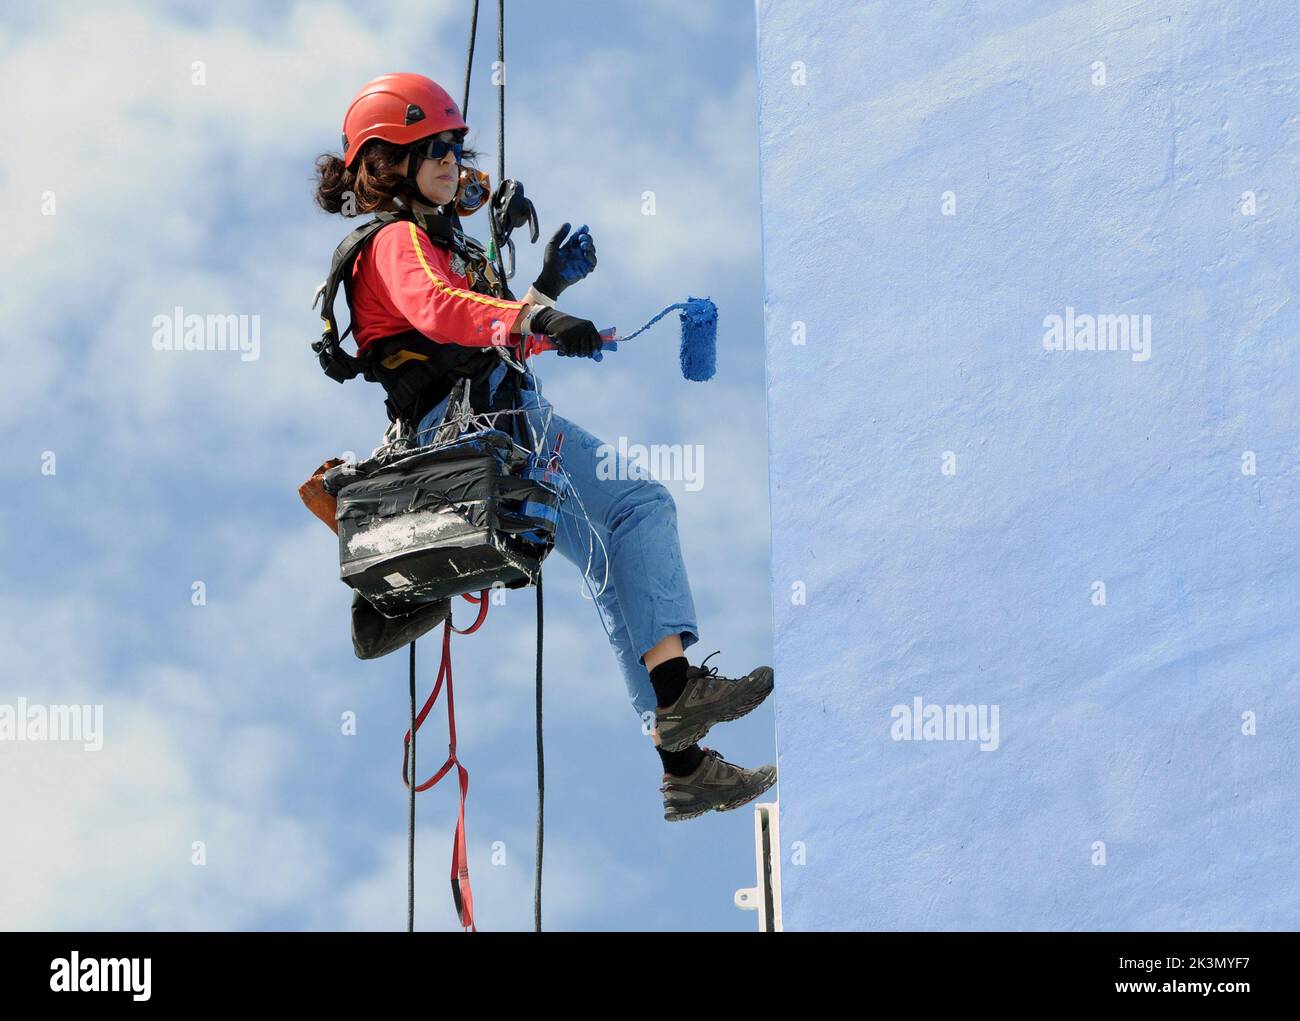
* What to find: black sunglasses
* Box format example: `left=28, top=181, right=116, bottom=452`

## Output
left=411, top=134, right=465, bottom=162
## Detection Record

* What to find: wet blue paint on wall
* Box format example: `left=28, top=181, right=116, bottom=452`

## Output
left=754, top=0, right=1300, bottom=929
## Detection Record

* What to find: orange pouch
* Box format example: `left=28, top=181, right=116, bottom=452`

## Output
left=299, top=458, right=345, bottom=535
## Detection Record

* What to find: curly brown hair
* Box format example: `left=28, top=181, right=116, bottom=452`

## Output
left=314, top=138, right=482, bottom=216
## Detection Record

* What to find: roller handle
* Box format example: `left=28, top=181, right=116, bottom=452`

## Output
left=522, top=327, right=618, bottom=358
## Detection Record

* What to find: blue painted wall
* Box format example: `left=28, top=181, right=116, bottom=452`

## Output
left=755, top=0, right=1299, bottom=930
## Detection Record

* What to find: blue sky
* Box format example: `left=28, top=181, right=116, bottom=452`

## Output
left=1, top=0, right=774, bottom=931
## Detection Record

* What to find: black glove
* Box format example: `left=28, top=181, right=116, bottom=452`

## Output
left=530, top=306, right=603, bottom=359
left=532, top=223, right=597, bottom=300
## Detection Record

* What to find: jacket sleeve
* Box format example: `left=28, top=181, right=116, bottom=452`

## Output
left=369, top=220, right=527, bottom=348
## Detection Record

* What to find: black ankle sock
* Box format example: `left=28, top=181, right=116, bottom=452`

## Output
left=649, top=655, right=690, bottom=708
left=657, top=743, right=705, bottom=777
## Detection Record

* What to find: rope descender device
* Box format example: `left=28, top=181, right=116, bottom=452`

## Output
left=488, top=178, right=540, bottom=280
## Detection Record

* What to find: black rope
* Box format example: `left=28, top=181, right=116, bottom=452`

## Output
left=496, top=0, right=505, bottom=190
left=489, top=0, right=509, bottom=287
left=407, top=639, right=417, bottom=933
left=461, top=0, right=479, bottom=118
left=534, top=570, right=544, bottom=932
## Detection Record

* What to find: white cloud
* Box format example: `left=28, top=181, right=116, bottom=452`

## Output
left=0, top=689, right=332, bottom=930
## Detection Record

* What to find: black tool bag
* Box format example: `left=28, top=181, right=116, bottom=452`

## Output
left=323, top=431, right=562, bottom=617
left=350, top=590, right=450, bottom=660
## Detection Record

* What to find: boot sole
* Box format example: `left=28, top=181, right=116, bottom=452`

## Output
left=658, top=668, right=774, bottom=753
left=664, top=766, right=778, bottom=822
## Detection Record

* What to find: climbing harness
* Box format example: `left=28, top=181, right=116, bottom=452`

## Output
left=311, top=205, right=516, bottom=424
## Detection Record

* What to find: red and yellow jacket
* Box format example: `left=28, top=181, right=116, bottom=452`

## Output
left=350, top=220, right=526, bottom=354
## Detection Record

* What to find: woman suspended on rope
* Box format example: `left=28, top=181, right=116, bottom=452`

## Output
left=313, top=74, right=775, bottom=821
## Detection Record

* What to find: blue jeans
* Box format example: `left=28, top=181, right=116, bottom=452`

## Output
left=416, top=368, right=699, bottom=718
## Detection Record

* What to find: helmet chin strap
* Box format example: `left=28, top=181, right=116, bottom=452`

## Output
left=401, top=146, right=426, bottom=203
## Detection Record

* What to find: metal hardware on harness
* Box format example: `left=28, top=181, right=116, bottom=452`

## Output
left=454, top=166, right=491, bottom=216
left=427, top=378, right=478, bottom=448
left=488, top=179, right=539, bottom=280
left=495, top=344, right=529, bottom=376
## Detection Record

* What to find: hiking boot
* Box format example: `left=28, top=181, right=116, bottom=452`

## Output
left=655, top=652, right=774, bottom=752
left=661, top=749, right=777, bottom=822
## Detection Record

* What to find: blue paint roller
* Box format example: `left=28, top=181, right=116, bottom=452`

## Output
left=524, top=297, right=717, bottom=381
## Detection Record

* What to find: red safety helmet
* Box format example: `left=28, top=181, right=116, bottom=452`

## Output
left=341, top=73, right=469, bottom=167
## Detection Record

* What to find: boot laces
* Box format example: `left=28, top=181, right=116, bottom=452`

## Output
left=694, top=650, right=724, bottom=693
left=702, top=747, right=739, bottom=769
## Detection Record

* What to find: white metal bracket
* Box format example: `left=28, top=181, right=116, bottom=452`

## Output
left=733, top=800, right=782, bottom=931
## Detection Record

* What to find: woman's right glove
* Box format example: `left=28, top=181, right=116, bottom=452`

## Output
left=532, top=223, right=597, bottom=300
left=529, top=306, right=604, bottom=359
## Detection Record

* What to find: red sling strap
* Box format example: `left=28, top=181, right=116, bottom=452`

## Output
left=402, top=591, right=490, bottom=931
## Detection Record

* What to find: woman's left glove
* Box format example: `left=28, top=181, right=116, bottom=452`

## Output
left=529, top=307, right=603, bottom=359
left=532, top=223, right=597, bottom=300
